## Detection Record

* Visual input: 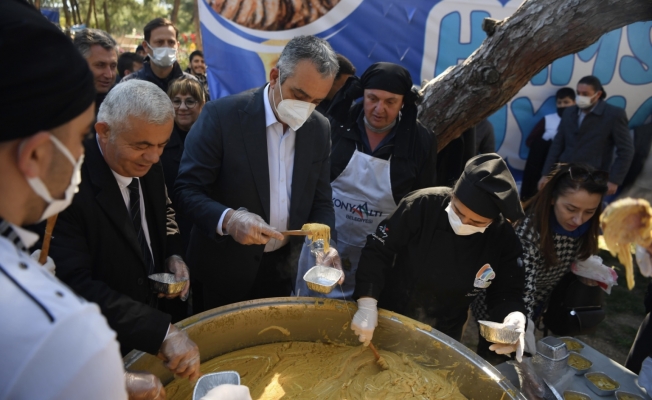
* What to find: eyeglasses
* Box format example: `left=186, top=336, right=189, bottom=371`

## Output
left=172, top=98, right=198, bottom=109
left=568, top=166, right=609, bottom=185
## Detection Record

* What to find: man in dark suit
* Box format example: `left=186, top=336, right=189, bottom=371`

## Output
left=175, top=35, right=339, bottom=312
left=540, top=75, right=634, bottom=195
left=49, top=80, right=201, bottom=381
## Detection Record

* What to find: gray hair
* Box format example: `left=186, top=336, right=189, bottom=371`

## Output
left=97, top=80, right=174, bottom=139
left=74, top=28, right=117, bottom=59
left=276, top=35, right=339, bottom=83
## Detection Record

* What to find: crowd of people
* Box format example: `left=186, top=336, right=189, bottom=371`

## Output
left=3, top=0, right=652, bottom=398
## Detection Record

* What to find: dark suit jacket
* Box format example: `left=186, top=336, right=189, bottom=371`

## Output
left=542, top=100, right=634, bottom=185
left=51, top=138, right=184, bottom=355
left=175, top=85, right=335, bottom=305
left=622, top=123, right=652, bottom=190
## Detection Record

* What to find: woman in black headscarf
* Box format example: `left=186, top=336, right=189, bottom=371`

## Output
left=295, top=62, right=438, bottom=300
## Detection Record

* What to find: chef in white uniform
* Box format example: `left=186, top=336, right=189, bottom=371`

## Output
left=295, top=62, right=437, bottom=299
left=0, top=2, right=163, bottom=398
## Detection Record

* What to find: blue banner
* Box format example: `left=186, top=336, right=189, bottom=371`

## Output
left=199, top=0, right=652, bottom=177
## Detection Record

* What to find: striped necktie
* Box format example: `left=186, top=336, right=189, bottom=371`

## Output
left=127, top=178, right=156, bottom=275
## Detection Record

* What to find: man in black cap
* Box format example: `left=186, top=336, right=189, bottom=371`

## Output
left=351, top=153, right=530, bottom=362
left=295, top=62, right=437, bottom=300
left=0, top=1, right=163, bottom=398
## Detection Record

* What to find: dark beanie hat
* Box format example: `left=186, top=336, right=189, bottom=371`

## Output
left=454, top=153, right=524, bottom=221
left=0, top=0, right=95, bottom=142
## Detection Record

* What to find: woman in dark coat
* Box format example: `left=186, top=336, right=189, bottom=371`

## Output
left=351, top=153, right=531, bottom=362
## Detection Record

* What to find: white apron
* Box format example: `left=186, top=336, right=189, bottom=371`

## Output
left=295, top=148, right=397, bottom=299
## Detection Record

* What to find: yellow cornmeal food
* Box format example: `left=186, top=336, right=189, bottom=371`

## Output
left=302, top=223, right=331, bottom=252
left=560, top=338, right=583, bottom=351
left=564, top=393, right=590, bottom=400
left=601, top=198, right=652, bottom=289
left=564, top=393, right=589, bottom=400
left=567, top=354, right=592, bottom=370
left=587, top=374, right=618, bottom=390
left=618, top=394, right=643, bottom=400
left=165, top=341, right=467, bottom=400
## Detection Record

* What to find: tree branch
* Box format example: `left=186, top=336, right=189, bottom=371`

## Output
left=418, top=0, right=652, bottom=152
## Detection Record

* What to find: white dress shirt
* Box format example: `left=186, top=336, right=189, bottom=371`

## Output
left=97, top=137, right=154, bottom=259
left=217, top=84, right=294, bottom=252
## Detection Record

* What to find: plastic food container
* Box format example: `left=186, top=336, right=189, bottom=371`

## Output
left=537, top=336, right=569, bottom=359
left=148, top=273, right=187, bottom=295
left=193, top=371, right=240, bottom=400
left=478, top=321, right=520, bottom=344
left=559, top=337, right=585, bottom=353
left=567, top=352, right=592, bottom=375
left=615, top=390, right=646, bottom=400
left=303, top=265, right=343, bottom=294
left=584, top=372, right=620, bottom=396
left=563, top=390, right=592, bottom=400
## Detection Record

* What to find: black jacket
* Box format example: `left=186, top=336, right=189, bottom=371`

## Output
left=122, top=61, right=190, bottom=94
left=50, top=139, right=184, bottom=355
left=542, top=101, right=634, bottom=185
left=622, top=123, right=652, bottom=190
left=175, top=85, right=335, bottom=308
left=330, top=103, right=437, bottom=204
left=354, top=187, right=525, bottom=333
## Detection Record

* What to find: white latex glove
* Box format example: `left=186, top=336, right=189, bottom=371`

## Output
left=224, top=209, right=284, bottom=245
left=316, top=247, right=344, bottom=285
left=30, top=249, right=55, bottom=275
left=636, top=245, right=652, bottom=278
left=351, top=297, right=378, bottom=346
left=159, top=324, right=201, bottom=382
left=640, top=357, right=652, bottom=395
left=165, top=255, right=190, bottom=301
left=125, top=371, right=166, bottom=400
left=200, top=384, right=252, bottom=400
left=488, top=311, right=527, bottom=362
left=524, top=318, right=536, bottom=355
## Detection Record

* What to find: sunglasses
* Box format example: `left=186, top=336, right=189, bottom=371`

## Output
left=568, top=166, right=609, bottom=185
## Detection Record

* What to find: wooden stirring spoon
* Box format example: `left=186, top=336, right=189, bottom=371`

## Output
left=368, top=342, right=389, bottom=370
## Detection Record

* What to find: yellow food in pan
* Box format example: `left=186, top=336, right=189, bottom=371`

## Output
left=560, top=338, right=583, bottom=351
left=587, top=374, right=618, bottom=390
left=568, top=353, right=592, bottom=370
left=564, top=393, right=589, bottom=400
left=302, top=223, right=330, bottom=252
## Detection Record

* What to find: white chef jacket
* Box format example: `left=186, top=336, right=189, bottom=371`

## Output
left=0, top=224, right=127, bottom=400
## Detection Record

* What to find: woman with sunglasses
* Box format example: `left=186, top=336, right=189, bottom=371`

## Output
left=163, top=76, right=206, bottom=250
left=472, top=163, right=607, bottom=359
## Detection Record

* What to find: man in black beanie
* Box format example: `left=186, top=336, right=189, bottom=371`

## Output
left=296, top=62, right=437, bottom=300
left=351, top=153, right=531, bottom=364
left=0, top=1, right=163, bottom=398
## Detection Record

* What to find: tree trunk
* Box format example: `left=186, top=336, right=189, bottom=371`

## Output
left=62, top=0, right=72, bottom=28
left=92, top=0, right=99, bottom=29
left=85, top=0, right=92, bottom=27
left=103, top=0, right=110, bottom=33
left=171, top=0, right=182, bottom=24
left=418, top=0, right=652, bottom=152
left=34, top=0, right=40, bottom=10
left=193, top=0, right=203, bottom=50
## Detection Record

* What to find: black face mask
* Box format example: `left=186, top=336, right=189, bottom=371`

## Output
left=557, top=107, right=566, bottom=117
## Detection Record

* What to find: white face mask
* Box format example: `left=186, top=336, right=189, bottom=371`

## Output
left=445, top=203, right=490, bottom=236
left=272, top=76, right=316, bottom=131
left=147, top=42, right=177, bottom=68
left=576, top=93, right=597, bottom=110
left=25, top=135, right=84, bottom=222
